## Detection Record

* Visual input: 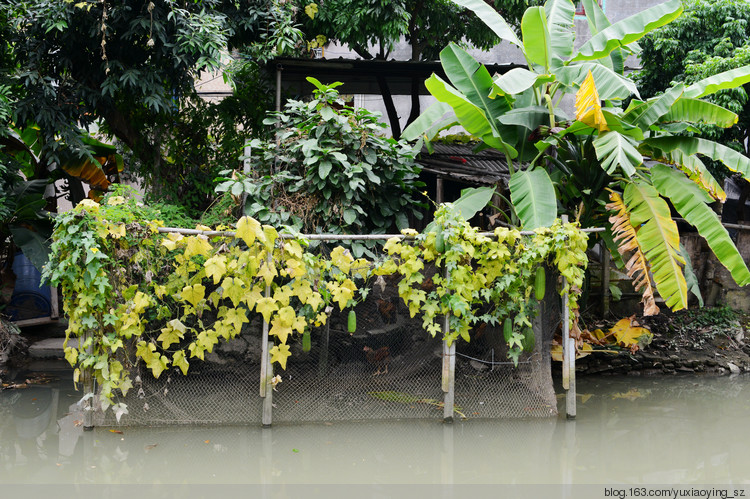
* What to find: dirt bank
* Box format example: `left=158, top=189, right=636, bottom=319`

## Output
left=567, top=308, right=750, bottom=376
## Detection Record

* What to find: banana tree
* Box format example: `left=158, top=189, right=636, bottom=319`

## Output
left=404, top=0, right=750, bottom=314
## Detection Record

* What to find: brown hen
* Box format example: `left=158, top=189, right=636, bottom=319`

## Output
left=363, top=346, right=390, bottom=375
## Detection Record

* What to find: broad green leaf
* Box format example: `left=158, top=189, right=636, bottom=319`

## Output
left=522, top=7, right=551, bottom=70
left=556, top=62, right=639, bottom=100
left=450, top=0, right=523, bottom=48
left=573, top=0, right=683, bottom=62
left=658, top=98, right=738, bottom=129
left=623, top=84, right=684, bottom=130
left=402, top=101, right=452, bottom=141
left=683, top=65, right=750, bottom=100
left=440, top=43, right=511, bottom=135
left=544, top=0, right=575, bottom=61
left=509, top=168, right=556, bottom=229
left=581, top=0, right=610, bottom=35
left=491, top=68, right=554, bottom=96
left=623, top=182, right=687, bottom=311
left=654, top=150, right=725, bottom=202
left=593, top=131, right=642, bottom=177
left=644, top=136, right=750, bottom=181
left=679, top=243, right=704, bottom=307
left=425, top=74, right=513, bottom=153
left=651, top=164, right=750, bottom=286
left=499, top=106, right=568, bottom=130
left=425, top=186, right=496, bottom=233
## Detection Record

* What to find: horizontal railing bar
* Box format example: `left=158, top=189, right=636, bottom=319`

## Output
left=156, top=226, right=606, bottom=240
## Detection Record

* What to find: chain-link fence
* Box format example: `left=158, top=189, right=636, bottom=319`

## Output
left=94, top=243, right=560, bottom=427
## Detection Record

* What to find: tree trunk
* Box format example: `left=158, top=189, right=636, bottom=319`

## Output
left=377, top=75, right=401, bottom=139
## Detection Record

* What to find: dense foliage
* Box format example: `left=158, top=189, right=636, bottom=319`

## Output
left=635, top=0, right=750, bottom=209
left=407, top=0, right=750, bottom=316
left=44, top=191, right=587, bottom=417
left=216, top=78, right=425, bottom=257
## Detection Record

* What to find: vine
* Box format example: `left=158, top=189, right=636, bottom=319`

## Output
left=44, top=192, right=369, bottom=418
left=377, top=204, right=588, bottom=365
left=44, top=193, right=588, bottom=417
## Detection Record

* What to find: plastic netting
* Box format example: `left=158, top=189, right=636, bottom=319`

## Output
left=95, top=265, right=558, bottom=426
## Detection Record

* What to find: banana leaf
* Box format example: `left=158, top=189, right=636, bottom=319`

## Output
left=658, top=98, right=738, bottom=129
left=573, top=0, right=683, bottom=62
left=509, top=168, right=556, bottom=229
left=651, top=164, right=750, bottom=286
left=522, top=7, right=552, bottom=71
left=683, top=65, right=750, bottom=100
left=594, top=131, right=642, bottom=177
left=644, top=136, right=750, bottom=181
left=544, top=0, right=575, bottom=61
left=450, top=0, right=523, bottom=48
left=623, top=181, right=687, bottom=311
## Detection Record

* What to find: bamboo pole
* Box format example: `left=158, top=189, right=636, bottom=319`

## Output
left=441, top=266, right=455, bottom=423
left=601, top=242, right=611, bottom=316
left=561, top=217, right=576, bottom=419
left=156, top=226, right=606, bottom=240
left=260, top=254, right=274, bottom=427
left=82, top=330, right=95, bottom=430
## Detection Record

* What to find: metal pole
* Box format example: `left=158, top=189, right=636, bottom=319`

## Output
left=561, top=215, right=576, bottom=419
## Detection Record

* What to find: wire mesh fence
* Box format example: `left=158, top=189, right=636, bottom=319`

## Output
left=94, top=262, right=557, bottom=427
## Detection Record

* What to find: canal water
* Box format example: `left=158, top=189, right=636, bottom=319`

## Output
left=1, top=370, right=748, bottom=496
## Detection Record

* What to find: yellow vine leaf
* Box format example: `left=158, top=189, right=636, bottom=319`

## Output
left=258, top=259, right=278, bottom=286
left=162, top=232, right=184, bottom=251
left=331, top=246, right=353, bottom=274
left=305, top=2, right=318, bottom=19
left=172, top=350, right=189, bottom=376
left=270, top=343, right=292, bottom=370
left=273, top=286, right=292, bottom=307
left=305, top=291, right=323, bottom=311
left=181, top=284, right=206, bottom=308
left=277, top=306, right=297, bottom=327
left=132, top=291, right=151, bottom=314
left=575, top=70, right=609, bottom=132
left=157, top=320, right=186, bottom=349
left=220, top=277, right=245, bottom=307
left=184, top=235, right=212, bottom=258
left=270, top=317, right=293, bottom=344
left=255, top=297, right=278, bottom=323
left=236, top=216, right=263, bottom=247
left=262, top=226, right=278, bottom=250
left=220, top=307, right=249, bottom=332
left=314, top=312, right=328, bottom=326
left=606, top=191, right=660, bottom=316
left=330, top=278, right=356, bottom=310
left=244, top=286, right=264, bottom=309
left=204, top=255, right=227, bottom=285
left=197, top=329, right=219, bottom=353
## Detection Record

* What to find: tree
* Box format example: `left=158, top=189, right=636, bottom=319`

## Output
left=297, top=0, right=539, bottom=138
left=405, top=0, right=750, bottom=315
left=635, top=0, right=750, bottom=221
left=3, top=0, right=297, bottom=209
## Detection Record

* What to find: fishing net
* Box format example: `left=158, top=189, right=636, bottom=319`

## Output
left=95, top=265, right=559, bottom=427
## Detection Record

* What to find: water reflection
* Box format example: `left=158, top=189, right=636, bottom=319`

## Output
left=1, top=373, right=749, bottom=484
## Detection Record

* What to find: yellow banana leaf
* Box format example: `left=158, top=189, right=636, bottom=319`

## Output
left=606, top=191, right=661, bottom=316
left=575, top=70, right=609, bottom=132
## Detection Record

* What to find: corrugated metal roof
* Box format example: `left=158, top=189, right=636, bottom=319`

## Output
left=416, top=143, right=510, bottom=185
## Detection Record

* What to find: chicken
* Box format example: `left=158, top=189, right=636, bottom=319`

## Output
left=363, top=346, right=390, bottom=375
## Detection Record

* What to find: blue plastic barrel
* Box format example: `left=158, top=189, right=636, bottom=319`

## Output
left=8, top=252, right=51, bottom=321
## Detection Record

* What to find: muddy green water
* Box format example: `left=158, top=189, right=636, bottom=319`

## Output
left=1, top=373, right=749, bottom=489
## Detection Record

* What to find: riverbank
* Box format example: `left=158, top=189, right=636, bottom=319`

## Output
left=569, top=308, right=750, bottom=376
